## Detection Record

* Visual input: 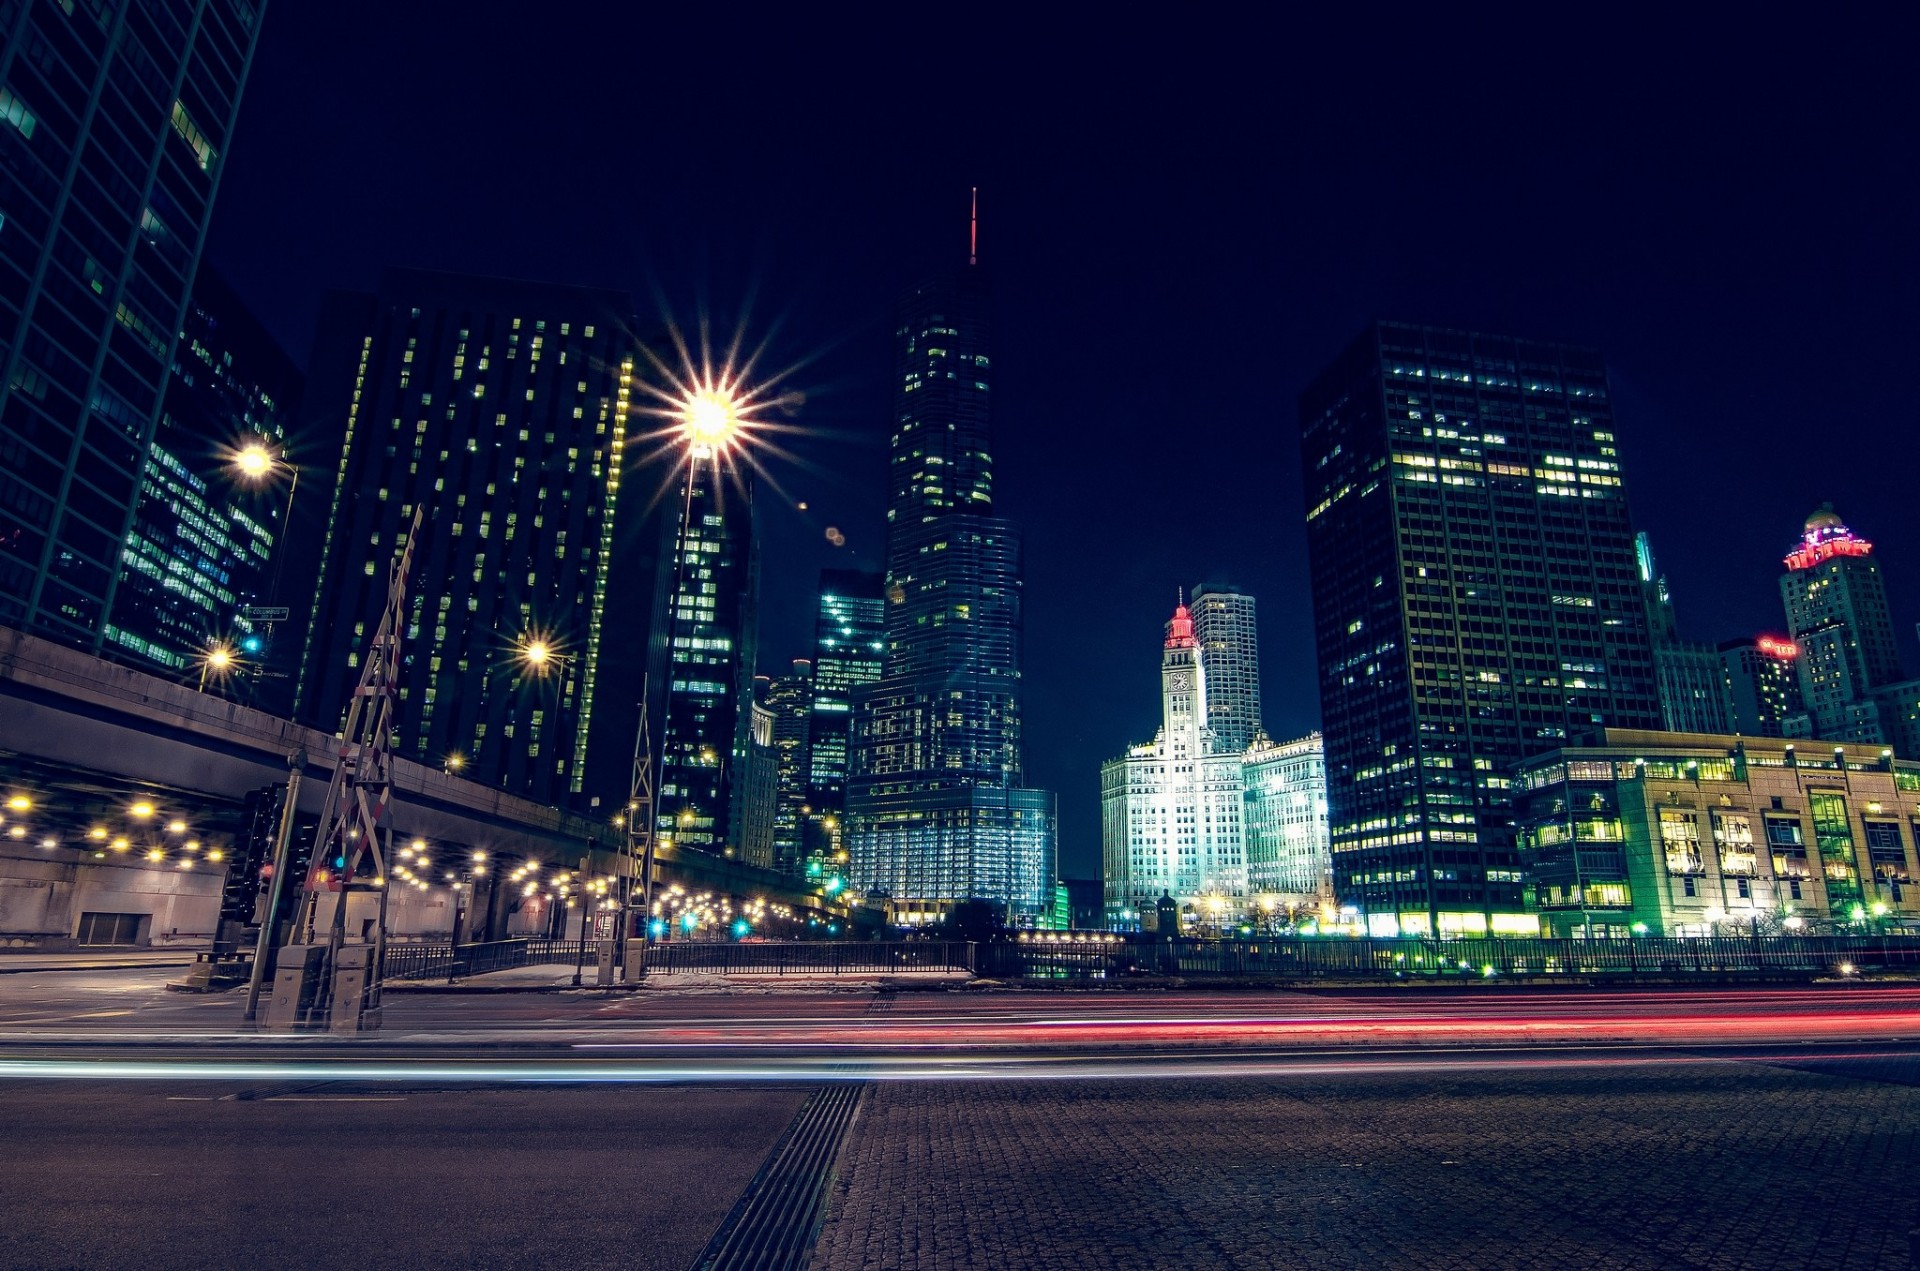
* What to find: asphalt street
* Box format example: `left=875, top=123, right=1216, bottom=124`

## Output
left=2, top=970, right=1919, bottom=1268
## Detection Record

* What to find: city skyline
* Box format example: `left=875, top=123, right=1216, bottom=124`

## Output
left=68, top=4, right=1920, bottom=883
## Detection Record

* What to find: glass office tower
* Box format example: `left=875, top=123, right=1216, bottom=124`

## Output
left=1298, top=321, right=1660, bottom=936
left=652, top=450, right=758, bottom=855
left=806, top=567, right=884, bottom=854
left=847, top=251, right=1055, bottom=919
left=0, top=0, right=268, bottom=648
left=107, top=265, right=301, bottom=699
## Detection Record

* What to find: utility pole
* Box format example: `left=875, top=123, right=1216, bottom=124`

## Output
left=263, top=508, right=422, bottom=1032
left=623, top=674, right=657, bottom=982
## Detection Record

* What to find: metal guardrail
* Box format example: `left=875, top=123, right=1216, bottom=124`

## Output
left=978, top=933, right=1920, bottom=980
left=644, top=941, right=972, bottom=975
left=381, top=937, right=591, bottom=982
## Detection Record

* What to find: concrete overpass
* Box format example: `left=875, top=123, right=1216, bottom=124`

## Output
left=0, top=626, right=831, bottom=949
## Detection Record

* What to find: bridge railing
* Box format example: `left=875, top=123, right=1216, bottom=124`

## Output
left=978, top=933, right=1920, bottom=980
left=643, top=941, right=972, bottom=975
left=380, top=938, right=594, bottom=982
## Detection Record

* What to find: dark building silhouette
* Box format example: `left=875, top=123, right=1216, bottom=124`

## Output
left=1298, top=321, right=1660, bottom=936
left=847, top=230, right=1055, bottom=920
left=295, top=268, right=640, bottom=808
left=0, top=1, right=268, bottom=650
left=109, top=265, right=302, bottom=704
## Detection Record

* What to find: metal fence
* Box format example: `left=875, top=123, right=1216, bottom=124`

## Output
left=381, top=937, right=592, bottom=982
left=643, top=940, right=972, bottom=976
left=977, top=934, right=1920, bottom=981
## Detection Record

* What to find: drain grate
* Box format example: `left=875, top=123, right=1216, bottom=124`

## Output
left=692, top=1081, right=865, bottom=1271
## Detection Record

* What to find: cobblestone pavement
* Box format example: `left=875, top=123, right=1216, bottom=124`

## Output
left=813, top=1058, right=1920, bottom=1270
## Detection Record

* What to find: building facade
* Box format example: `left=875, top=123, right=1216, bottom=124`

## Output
left=846, top=252, right=1055, bottom=919
left=1638, top=532, right=1732, bottom=734
left=296, top=269, right=635, bottom=807
left=1779, top=506, right=1909, bottom=751
left=764, top=660, right=813, bottom=875
left=806, top=568, right=884, bottom=862
left=1101, top=599, right=1247, bottom=931
left=1298, top=321, right=1661, bottom=938
left=1516, top=729, right=1920, bottom=937
left=1720, top=635, right=1804, bottom=738
left=0, top=0, right=267, bottom=651
left=1190, top=583, right=1261, bottom=753
left=107, top=265, right=301, bottom=697
left=654, top=450, right=758, bottom=856
left=1242, top=731, right=1331, bottom=900
left=734, top=698, right=776, bottom=869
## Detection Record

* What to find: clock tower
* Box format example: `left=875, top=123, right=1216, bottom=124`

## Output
left=1162, top=592, right=1210, bottom=763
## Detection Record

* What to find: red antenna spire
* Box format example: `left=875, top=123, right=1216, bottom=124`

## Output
left=969, top=187, right=978, bottom=266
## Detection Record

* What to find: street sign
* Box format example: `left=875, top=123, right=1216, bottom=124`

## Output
left=243, top=606, right=291, bottom=622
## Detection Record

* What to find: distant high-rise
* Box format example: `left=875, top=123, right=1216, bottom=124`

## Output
left=296, top=269, right=636, bottom=807
left=1189, top=583, right=1261, bottom=752
left=1636, top=533, right=1731, bottom=734
left=0, top=1, right=268, bottom=650
left=847, top=220, right=1056, bottom=920
left=108, top=266, right=302, bottom=699
left=736, top=696, right=777, bottom=870
left=1299, top=321, right=1660, bottom=937
left=1719, top=635, right=1804, bottom=737
left=1241, top=732, right=1331, bottom=900
left=654, top=451, right=758, bottom=855
left=1101, top=598, right=1247, bottom=931
left=764, top=659, right=813, bottom=875
left=807, top=568, right=884, bottom=858
left=1779, top=506, right=1905, bottom=747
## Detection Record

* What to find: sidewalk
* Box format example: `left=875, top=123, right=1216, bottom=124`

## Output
left=0, top=948, right=201, bottom=974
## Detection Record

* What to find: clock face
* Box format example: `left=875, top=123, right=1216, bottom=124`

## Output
left=1167, top=671, right=1192, bottom=691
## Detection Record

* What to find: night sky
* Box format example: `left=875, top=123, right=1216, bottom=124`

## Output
left=206, top=7, right=1916, bottom=880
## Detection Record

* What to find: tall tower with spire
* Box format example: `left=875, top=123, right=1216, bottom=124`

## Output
left=1100, top=595, right=1249, bottom=931
left=846, top=199, right=1057, bottom=920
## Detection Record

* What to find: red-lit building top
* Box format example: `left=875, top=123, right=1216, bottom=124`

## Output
left=1165, top=599, right=1197, bottom=650
left=1784, top=507, right=1873, bottom=572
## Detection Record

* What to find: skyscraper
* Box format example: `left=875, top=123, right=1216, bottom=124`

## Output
left=0, top=1, right=268, bottom=650
left=1779, top=506, right=1906, bottom=746
left=1100, top=598, right=1247, bottom=930
left=1637, top=532, right=1732, bottom=734
left=806, top=567, right=884, bottom=859
left=107, top=265, right=302, bottom=697
left=1298, top=321, right=1660, bottom=937
left=847, top=226, right=1056, bottom=920
left=296, top=269, right=636, bottom=807
left=1719, top=635, right=1805, bottom=738
left=1189, top=582, right=1262, bottom=752
left=654, top=447, right=758, bottom=855
left=764, top=659, right=813, bottom=875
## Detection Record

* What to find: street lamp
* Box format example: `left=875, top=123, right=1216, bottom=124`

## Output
left=198, top=640, right=239, bottom=692
left=229, top=437, right=300, bottom=670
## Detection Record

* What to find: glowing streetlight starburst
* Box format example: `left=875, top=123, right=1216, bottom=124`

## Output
left=629, top=308, right=813, bottom=499
left=234, top=442, right=275, bottom=479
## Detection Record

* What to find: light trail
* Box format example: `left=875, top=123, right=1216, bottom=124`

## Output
left=0, top=1042, right=1914, bottom=1085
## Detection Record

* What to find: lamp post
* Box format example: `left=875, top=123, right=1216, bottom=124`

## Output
left=230, top=440, right=300, bottom=696
left=628, top=383, right=750, bottom=965
left=197, top=640, right=238, bottom=692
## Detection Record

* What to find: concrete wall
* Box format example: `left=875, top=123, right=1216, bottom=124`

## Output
left=0, top=850, right=220, bottom=948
